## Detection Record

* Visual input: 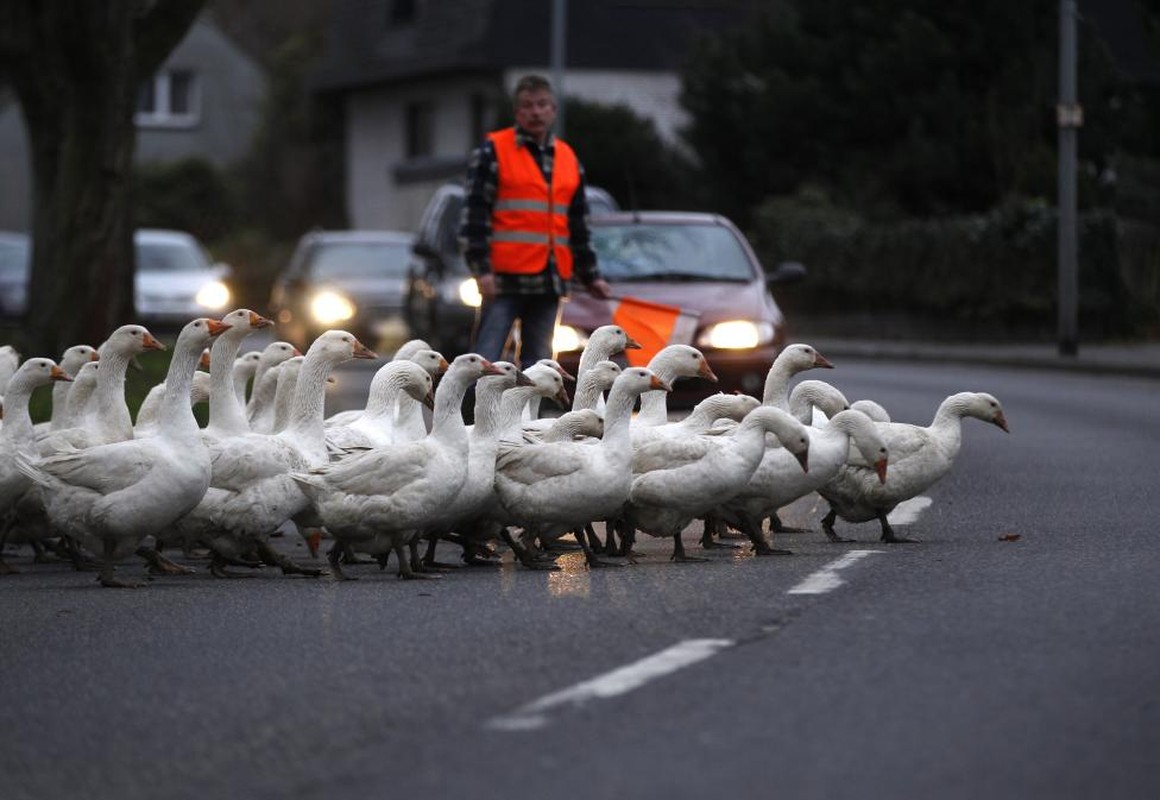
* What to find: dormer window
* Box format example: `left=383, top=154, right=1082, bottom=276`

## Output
left=136, top=69, right=200, bottom=128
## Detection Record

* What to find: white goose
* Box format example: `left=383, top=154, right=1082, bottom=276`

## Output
left=622, top=405, right=811, bottom=561
left=202, top=309, right=274, bottom=441
left=134, top=370, right=211, bottom=433
left=413, top=360, right=532, bottom=570
left=178, top=331, right=376, bottom=576
left=713, top=409, right=889, bottom=554
left=494, top=367, right=670, bottom=568
left=325, top=346, right=446, bottom=430
left=0, top=358, right=71, bottom=573
left=232, top=350, right=262, bottom=406
left=635, top=344, right=719, bottom=426
left=0, top=344, right=20, bottom=392
left=291, top=353, right=501, bottom=579
left=40, top=325, right=166, bottom=452
left=39, top=344, right=99, bottom=434
left=819, top=391, right=1009, bottom=543
left=245, top=341, right=302, bottom=424
left=325, top=360, right=434, bottom=453
left=15, top=318, right=229, bottom=586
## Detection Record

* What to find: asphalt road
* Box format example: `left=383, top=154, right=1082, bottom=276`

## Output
left=2, top=355, right=1158, bottom=800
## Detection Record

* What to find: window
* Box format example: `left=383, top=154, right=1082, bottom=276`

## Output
left=406, top=101, right=434, bottom=158
left=136, top=69, right=200, bottom=128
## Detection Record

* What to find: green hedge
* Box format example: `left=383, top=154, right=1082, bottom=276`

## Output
left=750, top=196, right=1160, bottom=340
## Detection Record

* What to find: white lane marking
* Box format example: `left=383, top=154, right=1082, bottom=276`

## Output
left=787, top=549, right=883, bottom=595
left=487, top=638, right=734, bottom=731
left=887, top=495, right=933, bottom=526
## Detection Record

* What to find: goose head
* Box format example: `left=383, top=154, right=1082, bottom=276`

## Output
left=647, top=344, right=718, bottom=384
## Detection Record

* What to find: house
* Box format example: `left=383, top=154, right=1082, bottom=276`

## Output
left=311, top=0, right=758, bottom=231
left=0, top=14, right=266, bottom=231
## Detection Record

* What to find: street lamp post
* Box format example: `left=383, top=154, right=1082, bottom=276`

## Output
left=551, top=0, right=567, bottom=139
left=1057, top=0, right=1080, bottom=357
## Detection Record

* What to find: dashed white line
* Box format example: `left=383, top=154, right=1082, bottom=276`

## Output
left=487, top=638, right=734, bottom=731
left=490, top=545, right=891, bottom=730
left=787, top=549, right=883, bottom=595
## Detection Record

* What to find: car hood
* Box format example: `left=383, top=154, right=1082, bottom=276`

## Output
left=314, top=275, right=408, bottom=304
left=135, top=267, right=227, bottom=299
left=562, top=278, right=775, bottom=330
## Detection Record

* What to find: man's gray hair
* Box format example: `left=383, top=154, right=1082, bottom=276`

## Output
left=513, top=74, right=554, bottom=103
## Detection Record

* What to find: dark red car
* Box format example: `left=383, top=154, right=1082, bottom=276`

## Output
left=552, top=211, right=805, bottom=403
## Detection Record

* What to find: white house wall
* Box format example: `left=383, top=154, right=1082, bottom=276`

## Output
left=346, top=70, right=687, bottom=233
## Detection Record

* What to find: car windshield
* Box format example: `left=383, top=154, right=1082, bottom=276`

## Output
left=307, top=242, right=411, bottom=279
left=591, top=222, right=754, bottom=281
left=137, top=240, right=211, bottom=272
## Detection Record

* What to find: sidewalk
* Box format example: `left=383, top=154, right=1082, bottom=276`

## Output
left=803, top=336, right=1160, bottom=380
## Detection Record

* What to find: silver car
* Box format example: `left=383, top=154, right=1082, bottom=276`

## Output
left=0, top=228, right=233, bottom=325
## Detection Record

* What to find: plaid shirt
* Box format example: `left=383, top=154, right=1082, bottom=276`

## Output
left=458, top=126, right=601, bottom=297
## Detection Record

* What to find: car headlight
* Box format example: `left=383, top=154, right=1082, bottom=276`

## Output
left=310, top=290, right=356, bottom=325
left=195, top=281, right=231, bottom=311
left=457, top=278, right=482, bottom=308
left=552, top=324, right=587, bottom=354
left=696, top=320, right=774, bottom=350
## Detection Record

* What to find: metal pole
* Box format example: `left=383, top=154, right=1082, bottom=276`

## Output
left=551, top=0, right=567, bottom=138
left=1057, top=0, right=1079, bottom=356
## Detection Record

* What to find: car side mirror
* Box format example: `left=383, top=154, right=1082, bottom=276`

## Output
left=766, top=260, right=807, bottom=286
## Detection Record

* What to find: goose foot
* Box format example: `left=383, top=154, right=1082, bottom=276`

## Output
left=399, top=571, right=443, bottom=580
left=878, top=513, right=920, bottom=543
left=326, top=547, right=357, bottom=581
left=138, top=546, right=197, bottom=576
left=585, top=555, right=627, bottom=569
left=209, top=554, right=262, bottom=578
left=821, top=509, right=856, bottom=543
left=99, top=575, right=146, bottom=588
left=701, top=537, right=741, bottom=550
left=98, top=565, right=145, bottom=589
left=767, top=514, right=811, bottom=534
left=671, top=537, right=709, bottom=563
left=256, top=541, right=327, bottom=578
left=420, top=559, right=460, bottom=571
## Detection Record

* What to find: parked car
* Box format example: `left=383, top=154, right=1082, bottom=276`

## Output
left=0, top=231, right=31, bottom=320
left=404, top=186, right=805, bottom=399
left=134, top=228, right=233, bottom=325
left=0, top=228, right=233, bottom=326
left=404, top=183, right=619, bottom=358
left=268, top=229, right=415, bottom=350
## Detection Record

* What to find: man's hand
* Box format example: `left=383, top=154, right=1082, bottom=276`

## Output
left=475, top=273, right=496, bottom=302
left=586, top=278, right=613, bottom=300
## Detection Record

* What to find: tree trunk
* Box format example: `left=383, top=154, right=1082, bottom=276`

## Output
left=0, top=0, right=207, bottom=358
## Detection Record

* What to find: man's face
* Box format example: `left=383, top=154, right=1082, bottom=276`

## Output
left=514, top=89, right=557, bottom=141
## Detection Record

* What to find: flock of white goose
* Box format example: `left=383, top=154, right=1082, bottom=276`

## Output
left=0, top=310, right=1010, bottom=587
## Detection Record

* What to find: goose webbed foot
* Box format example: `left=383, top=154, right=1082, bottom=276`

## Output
left=419, top=537, right=460, bottom=571
left=671, top=537, right=709, bottom=563
left=339, top=543, right=375, bottom=565
left=821, top=509, right=856, bottom=543
left=501, top=530, right=561, bottom=571
left=257, top=541, right=328, bottom=578
left=209, top=552, right=262, bottom=578
left=98, top=563, right=145, bottom=589
left=326, top=545, right=357, bottom=581
left=879, top=514, right=920, bottom=544
left=768, top=513, right=812, bottom=535
left=137, top=546, right=197, bottom=576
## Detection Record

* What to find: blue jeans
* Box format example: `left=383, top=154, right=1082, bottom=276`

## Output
left=473, top=293, right=562, bottom=369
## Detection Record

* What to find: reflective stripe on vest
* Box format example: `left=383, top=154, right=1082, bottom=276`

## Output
left=488, top=127, right=580, bottom=279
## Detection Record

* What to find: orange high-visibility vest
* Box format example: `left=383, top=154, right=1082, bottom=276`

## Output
left=487, top=127, right=580, bottom=279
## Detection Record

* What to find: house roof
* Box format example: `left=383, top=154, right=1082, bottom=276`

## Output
left=312, top=0, right=759, bottom=92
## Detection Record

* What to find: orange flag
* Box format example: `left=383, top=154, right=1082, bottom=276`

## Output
left=609, top=296, right=700, bottom=367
